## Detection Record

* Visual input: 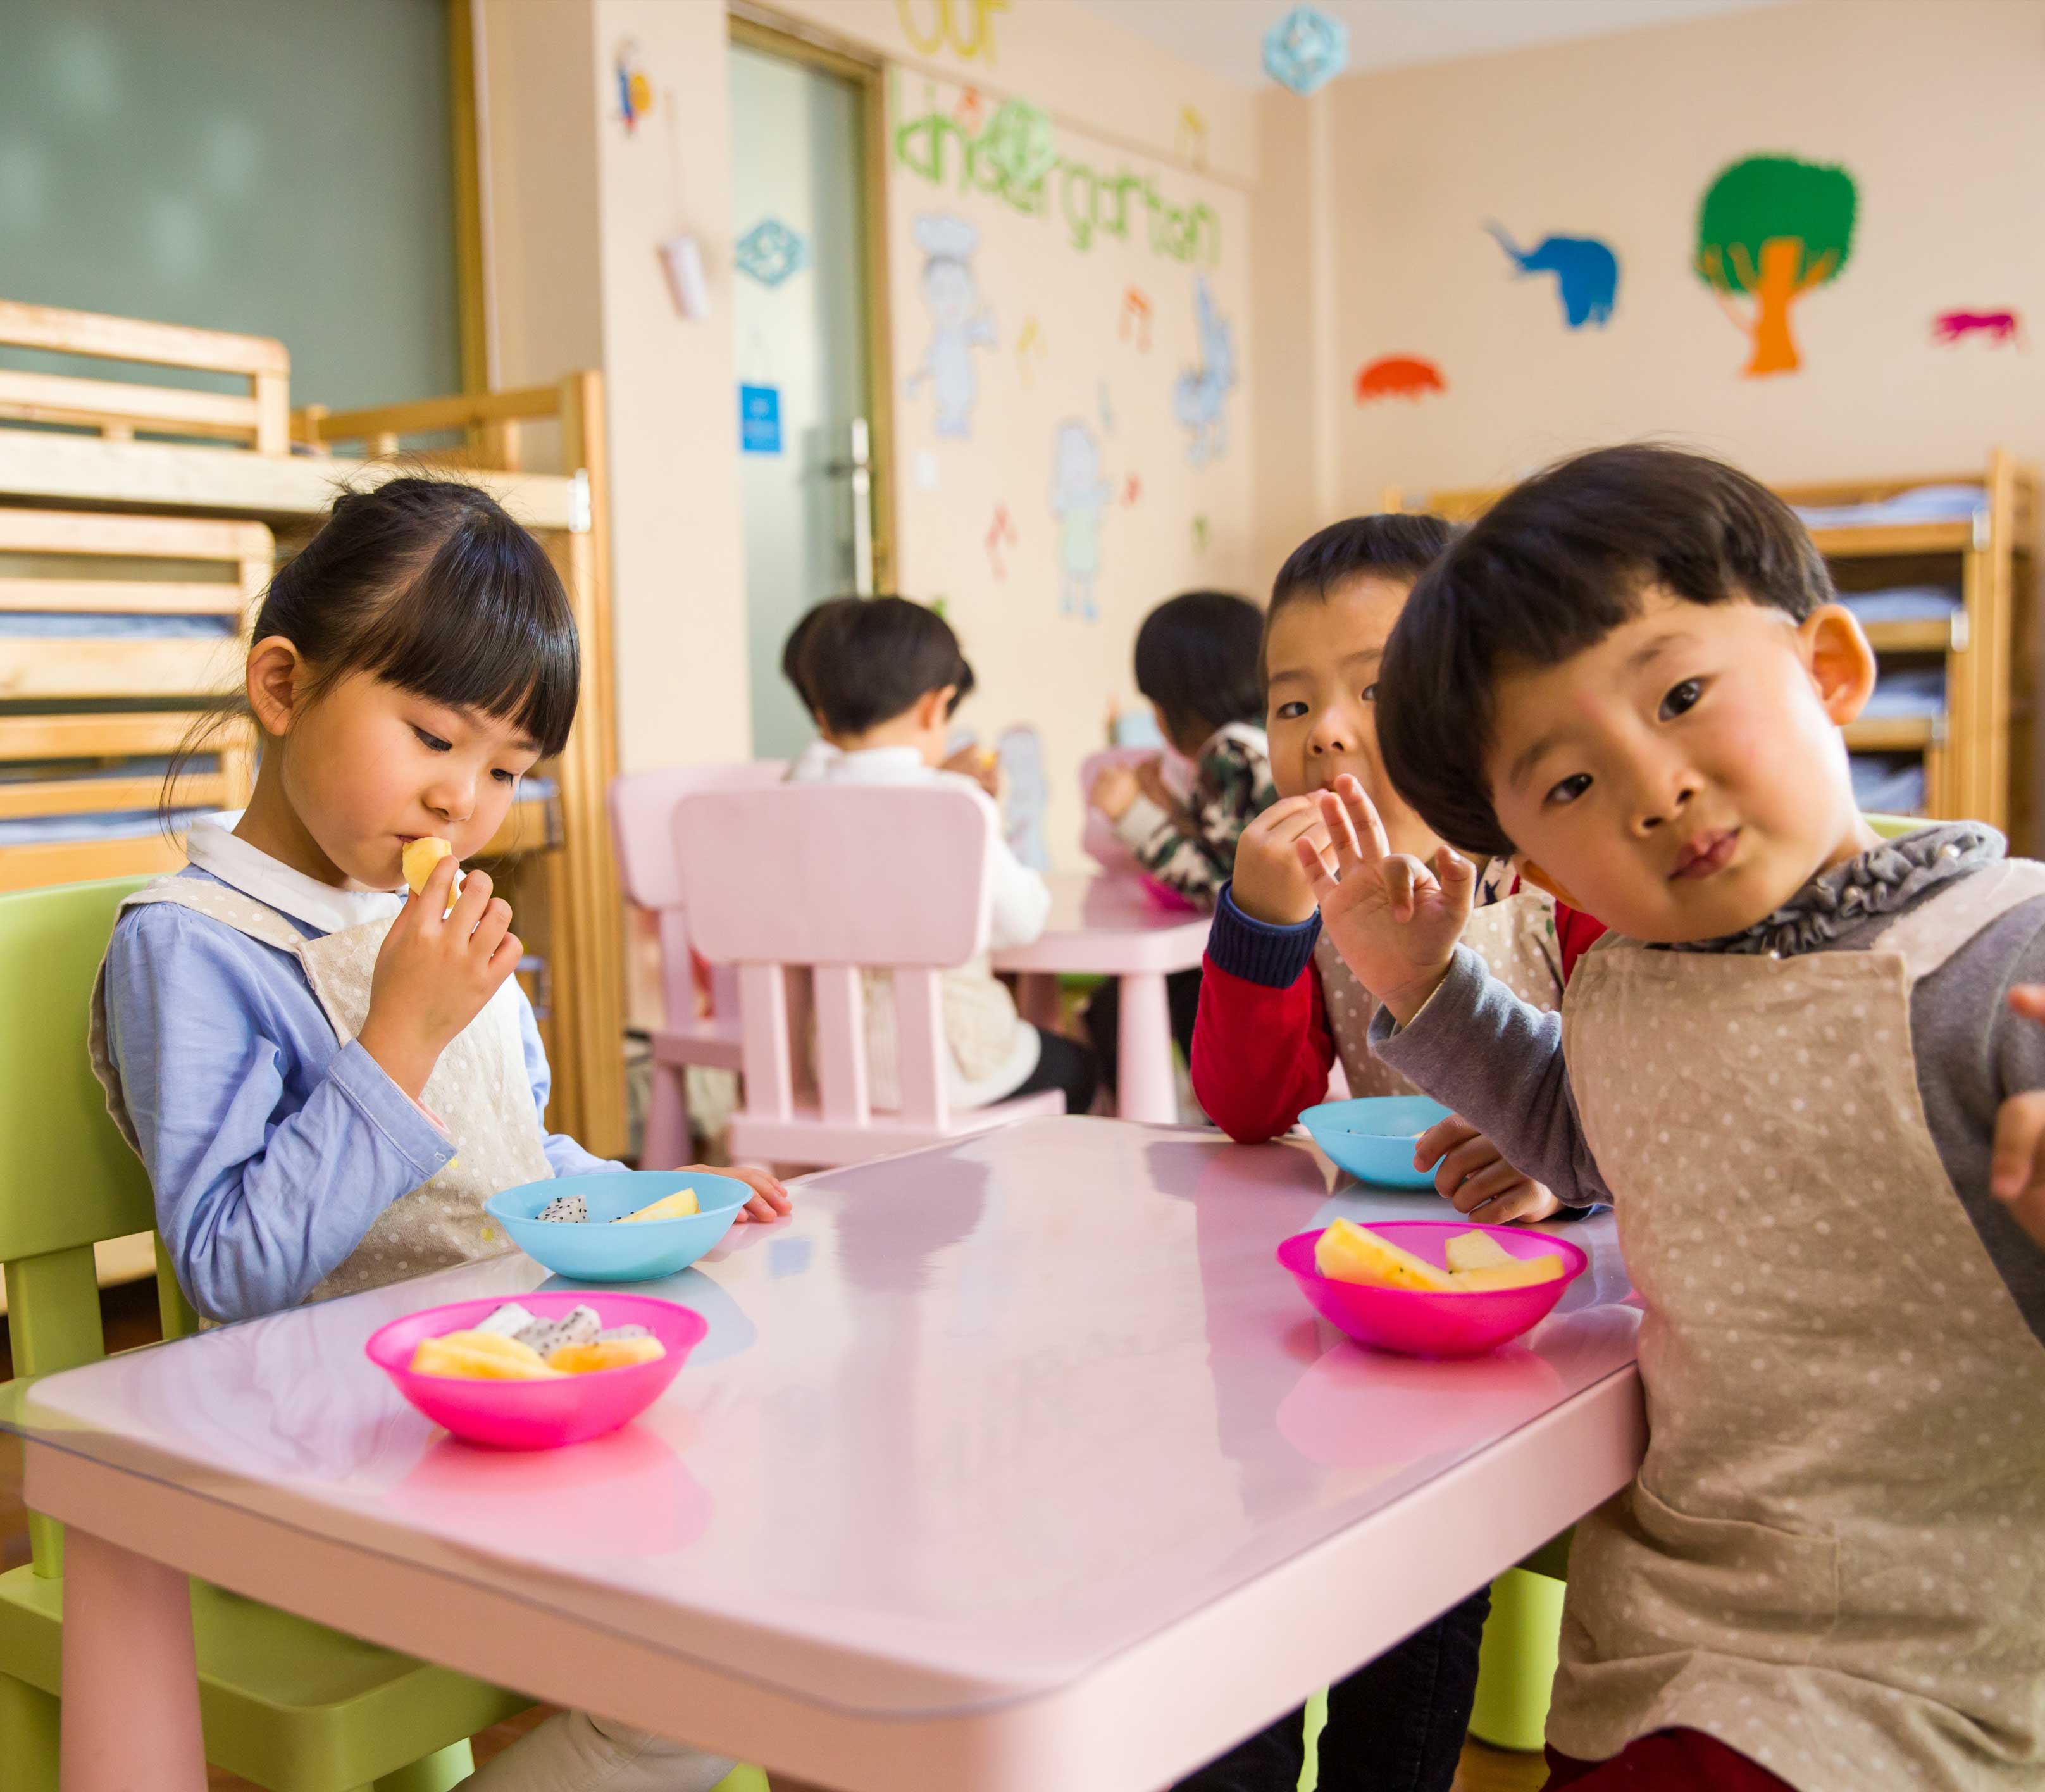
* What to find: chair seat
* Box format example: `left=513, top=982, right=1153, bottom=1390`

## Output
left=0, top=1564, right=530, bottom=1792
left=731, top=1086, right=1064, bottom=1169
left=650, top=1014, right=745, bottom=1073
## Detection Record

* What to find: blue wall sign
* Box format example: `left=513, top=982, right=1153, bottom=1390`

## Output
left=739, top=383, right=782, bottom=455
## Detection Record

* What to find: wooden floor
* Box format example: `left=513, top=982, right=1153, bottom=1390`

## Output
left=4, top=1291, right=1549, bottom=1792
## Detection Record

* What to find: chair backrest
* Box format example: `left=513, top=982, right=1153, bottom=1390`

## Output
left=1079, top=745, right=1195, bottom=874
left=0, top=299, right=291, bottom=452
left=674, top=783, right=991, bottom=1132
left=611, top=761, right=787, bottom=1024
left=0, top=877, right=199, bottom=1573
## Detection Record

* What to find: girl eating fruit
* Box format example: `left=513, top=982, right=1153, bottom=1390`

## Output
left=95, top=476, right=789, bottom=1792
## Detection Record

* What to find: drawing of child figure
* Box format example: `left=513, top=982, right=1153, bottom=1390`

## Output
left=905, top=212, right=995, bottom=439
left=1050, top=420, right=1113, bottom=620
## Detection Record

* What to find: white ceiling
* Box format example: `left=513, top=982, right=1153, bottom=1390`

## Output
left=1072, top=0, right=1789, bottom=86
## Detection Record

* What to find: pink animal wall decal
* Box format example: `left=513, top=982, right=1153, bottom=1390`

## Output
left=1933, top=309, right=2022, bottom=347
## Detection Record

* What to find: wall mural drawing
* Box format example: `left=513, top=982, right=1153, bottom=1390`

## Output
left=905, top=212, right=996, bottom=438
left=1933, top=309, right=2022, bottom=347
left=1355, top=356, right=1446, bottom=404
left=1484, top=222, right=1619, bottom=328
left=1174, top=275, right=1236, bottom=466
left=1050, top=420, right=1113, bottom=621
left=1694, top=154, right=1857, bottom=378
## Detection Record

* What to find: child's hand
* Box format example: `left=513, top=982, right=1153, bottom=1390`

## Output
left=1989, top=985, right=2045, bottom=1250
left=357, top=856, right=520, bottom=1100
left=1298, top=775, right=1473, bottom=1021
left=943, top=742, right=1001, bottom=797
left=695, top=1162, right=792, bottom=1224
left=1415, top=1114, right=1561, bottom=1224
left=1231, top=795, right=1331, bottom=925
left=1090, top=761, right=1143, bottom=821
left=1134, top=760, right=1177, bottom=813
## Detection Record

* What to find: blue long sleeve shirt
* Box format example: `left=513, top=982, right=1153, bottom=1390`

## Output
left=104, top=858, right=618, bottom=1324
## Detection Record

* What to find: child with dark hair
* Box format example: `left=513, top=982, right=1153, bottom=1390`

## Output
left=1084, top=589, right=1276, bottom=1094
left=97, top=477, right=790, bottom=1792
left=783, top=596, right=1098, bottom=1117
left=1309, top=444, right=2045, bottom=1792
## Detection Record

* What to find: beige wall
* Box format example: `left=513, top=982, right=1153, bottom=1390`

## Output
left=1293, top=0, right=2045, bottom=509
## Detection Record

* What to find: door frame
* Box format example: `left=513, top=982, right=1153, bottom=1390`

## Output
left=727, top=11, right=899, bottom=597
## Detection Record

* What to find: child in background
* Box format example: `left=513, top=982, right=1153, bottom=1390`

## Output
left=97, top=478, right=790, bottom=1792
left=1192, top=516, right=1601, bottom=1223
left=784, top=596, right=1099, bottom=1116
left=1086, top=590, right=1276, bottom=1093
left=1314, top=445, right=2045, bottom=1791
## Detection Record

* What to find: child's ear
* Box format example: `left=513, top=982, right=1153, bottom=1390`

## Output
left=1801, top=604, right=1876, bottom=726
left=245, top=635, right=306, bottom=737
left=919, top=684, right=958, bottom=731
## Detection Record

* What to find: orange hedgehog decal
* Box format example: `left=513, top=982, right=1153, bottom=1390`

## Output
left=1355, top=356, right=1446, bottom=404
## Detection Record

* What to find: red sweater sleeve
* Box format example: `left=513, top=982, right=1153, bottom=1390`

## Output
left=1190, top=955, right=1336, bottom=1143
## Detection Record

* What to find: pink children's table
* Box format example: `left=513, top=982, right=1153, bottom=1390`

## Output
left=10, top=1117, right=1644, bottom=1792
left=992, top=873, right=1211, bottom=1124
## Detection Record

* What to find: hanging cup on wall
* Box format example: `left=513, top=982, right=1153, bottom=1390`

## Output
left=659, top=233, right=711, bottom=320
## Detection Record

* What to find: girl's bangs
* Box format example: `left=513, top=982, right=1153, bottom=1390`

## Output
left=355, top=519, right=581, bottom=756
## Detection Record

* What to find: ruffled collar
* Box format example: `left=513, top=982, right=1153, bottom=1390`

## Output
left=1674, top=821, right=2001, bottom=958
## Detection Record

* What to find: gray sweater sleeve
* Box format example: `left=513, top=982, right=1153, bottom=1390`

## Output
left=1367, top=945, right=1615, bottom=1210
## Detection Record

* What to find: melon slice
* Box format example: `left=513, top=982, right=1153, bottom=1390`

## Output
left=402, top=836, right=460, bottom=897
left=1314, top=1217, right=1455, bottom=1291
left=619, top=1188, right=700, bottom=1223
left=1448, top=1254, right=1564, bottom=1293
left=1445, top=1229, right=1516, bottom=1274
left=547, top=1336, right=667, bottom=1374
left=411, top=1329, right=564, bottom=1380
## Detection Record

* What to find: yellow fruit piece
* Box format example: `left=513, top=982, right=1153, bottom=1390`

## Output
left=411, top=1329, right=564, bottom=1380
left=620, top=1188, right=699, bottom=1223
left=1448, top=1255, right=1564, bottom=1293
left=1445, top=1229, right=1516, bottom=1274
left=402, top=836, right=455, bottom=896
left=1314, top=1217, right=1455, bottom=1291
left=546, top=1336, right=668, bottom=1374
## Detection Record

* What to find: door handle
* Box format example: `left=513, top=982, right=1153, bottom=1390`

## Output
left=823, top=417, right=874, bottom=597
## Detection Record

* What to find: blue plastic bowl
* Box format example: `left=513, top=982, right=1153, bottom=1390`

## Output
left=487, top=1171, right=750, bottom=1283
left=1298, top=1096, right=1453, bottom=1190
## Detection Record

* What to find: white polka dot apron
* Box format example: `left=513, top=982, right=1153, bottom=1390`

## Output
left=90, top=878, right=550, bottom=1306
left=1317, top=889, right=1564, bottom=1100
left=1552, top=862, right=2045, bottom=1789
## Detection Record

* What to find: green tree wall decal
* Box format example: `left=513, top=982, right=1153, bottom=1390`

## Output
left=1694, top=154, right=1857, bottom=377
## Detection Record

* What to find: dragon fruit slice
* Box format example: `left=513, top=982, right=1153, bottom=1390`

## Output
left=513, top=1304, right=602, bottom=1357
left=473, top=1303, right=540, bottom=1338
left=595, top=1324, right=652, bottom=1343
left=537, top=1194, right=588, bottom=1223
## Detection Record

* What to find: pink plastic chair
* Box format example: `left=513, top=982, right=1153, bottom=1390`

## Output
left=609, top=761, right=786, bottom=1169
left=1079, top=745, right=1195, bottom=874
left=674, top=783, right=1064, bottom=1169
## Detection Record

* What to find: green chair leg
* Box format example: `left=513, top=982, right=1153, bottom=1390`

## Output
left=373, top=1739, right=476, bottom=1792
left=0, top=1671, right=60, bottom=1792
left=710, top=1768, right=771, bottom=1792
left=1298, top=1686, right=1328, bottom=1792
left=1468, top=1567, right=1566, bottom=1753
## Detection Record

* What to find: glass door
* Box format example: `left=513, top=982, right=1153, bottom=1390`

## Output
left=729, top=28, right=888, bottom=761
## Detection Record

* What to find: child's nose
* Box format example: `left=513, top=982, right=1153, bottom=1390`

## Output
left=1633, top=764, right=1701, bottom=833
left=425, top=769, right=475, bottom=822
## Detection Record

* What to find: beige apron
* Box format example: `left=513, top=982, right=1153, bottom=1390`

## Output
left=90, top=876, right=550, bottom=1306
left=1554, top=862, right=2045, bottom=1789
left=1319, top=888, right=1564, bottom=1100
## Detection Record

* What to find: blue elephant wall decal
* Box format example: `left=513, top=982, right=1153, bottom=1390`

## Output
left=1484, top=222, right=1619, bottom=330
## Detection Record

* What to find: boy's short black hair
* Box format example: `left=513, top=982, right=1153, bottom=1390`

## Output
left=1264, top=513, right=1454, bottom=677
left=1377, top=444, right=1837, bottom=859
left=1133, top=590, right=1264, bottom=745
left=795, top=595, right=976, bottom=737
left=781, top=596, right=857, bottom=712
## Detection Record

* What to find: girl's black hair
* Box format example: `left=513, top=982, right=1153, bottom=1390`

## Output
left=794, top=596, right=975, bottom=735
left=1133, top=590, right=1264, bottom=746
left=1377, top=444, right=1834, bottom=858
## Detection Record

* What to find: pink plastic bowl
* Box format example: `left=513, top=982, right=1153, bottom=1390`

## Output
left=365, top=1291, right=708, bottom=1450
left=1277, top=1220, right=1587, bottom=1359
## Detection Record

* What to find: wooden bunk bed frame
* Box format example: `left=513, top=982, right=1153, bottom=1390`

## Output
left=1384, top=449, right=2038, bottom=849
left=0, top=302, right=626, bottom=1168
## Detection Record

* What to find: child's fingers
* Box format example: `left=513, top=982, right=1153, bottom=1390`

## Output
left=449, top=865, right=494, bottom=933
left=1315, top=788, right=1364, bottom=872
left=1414, top=1113, right=1481, bottom=1171
left=471, top=896, right=514, bottom=961
left=728, top=1162, right=793, bottom=1212
left=1433, top=1130, right=1507, bottom=1198
left=1383, top=854, right=1418, bottom=922
left=1435, top=846, right=1475, bottom=893
left=1333, top=773, right=1394, bottom=863
left=1467, top=1179, right=1553, bottom=1226
left=2010, top=985, right=2045, bottom=1024
left=1292, top=833, right=1341, bottom=903
left=487, top=929, right=523, bottom=980
left=1991, top=1091, right=2045, bottom=1202
left=411, top=850, right=461, bottom=916
left=1448, top=1159, right=1527, bottom=1214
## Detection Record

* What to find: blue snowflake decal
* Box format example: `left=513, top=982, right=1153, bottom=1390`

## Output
left=1262, top=6, right=1349, bottom=96
left=734, top=217, right=807, bottom=288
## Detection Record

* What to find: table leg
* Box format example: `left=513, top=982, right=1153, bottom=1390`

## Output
left=1116, top=969, right=1176, bottom=1124
left=60, top=1528, right=206, bottom=1792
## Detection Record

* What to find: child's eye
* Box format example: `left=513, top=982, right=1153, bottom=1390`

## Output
left=1659, top=678, right=1704, bottom=720
left=1362, top=683, right=1379, bottom=703
left=1546, top=773, right=1593, bottom=806
left=413, top=726, right=451, bottom=752
left=492, top=768, right=519, bottom=785
left=1273, top=700, right=1308, bottom=721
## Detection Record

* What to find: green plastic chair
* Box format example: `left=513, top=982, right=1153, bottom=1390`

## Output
left=0, top=876, right=533, bottom=1792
